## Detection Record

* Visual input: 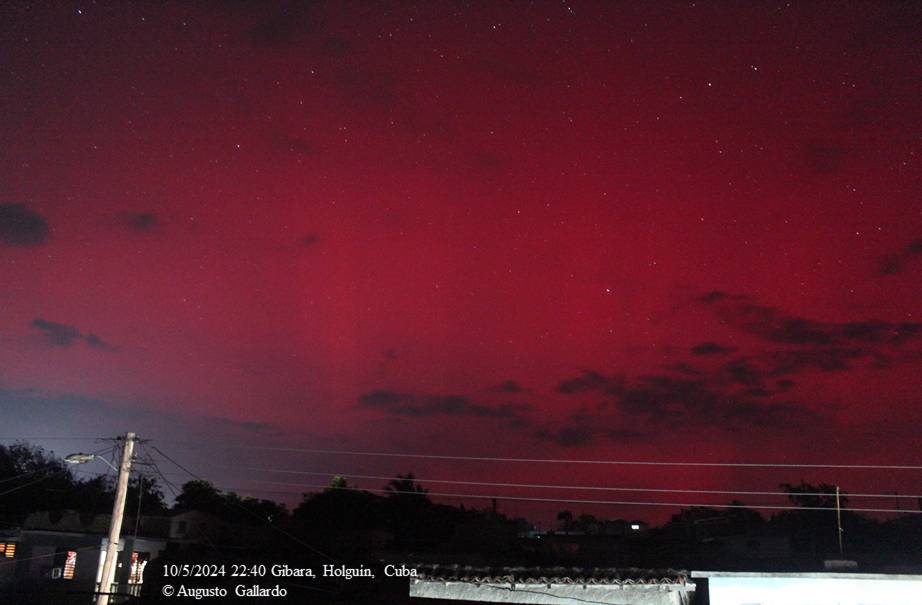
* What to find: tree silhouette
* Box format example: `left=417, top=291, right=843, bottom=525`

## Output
left=384, top=473, right=428, bottom=498
left=781, top=481, right=846, bottom=508
left=557, top=510, right=573, bottom=533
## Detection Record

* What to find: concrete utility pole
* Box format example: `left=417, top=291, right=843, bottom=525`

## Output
left=97, top=432, right=136, bottom=605
left=835, top=485, right=844, bottom=557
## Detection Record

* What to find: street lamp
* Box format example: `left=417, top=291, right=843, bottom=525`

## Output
left=64, top=453, right=118, bottom=472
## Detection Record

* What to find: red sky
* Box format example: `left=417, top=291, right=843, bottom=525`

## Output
left=1, top=1, right=921, bottom=523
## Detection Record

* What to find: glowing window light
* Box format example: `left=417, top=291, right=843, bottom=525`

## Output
left=63, top=550, right=77, bottom=580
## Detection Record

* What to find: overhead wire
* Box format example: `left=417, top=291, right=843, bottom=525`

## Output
left=0, top=444, right=114, bottom=497
left=148, top=445, right=339, bottom=563
left=158, top=441, right=922, bottom=471
left=5, top=436, right=922, bottom=514
left=0, top=437, right=109, bottom=442
left=207, top=466, right=922, bottom=500
left=8, top=436, right=922, bottom=470
left=204, top=482, right=922, bottom=515
left=0, top=544, right=102, bottom=569
left=0, top=469, right=68, bottom=497
left=0, top=467, right=50, bottom=485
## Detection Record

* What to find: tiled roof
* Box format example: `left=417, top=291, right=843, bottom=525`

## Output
left=413, top=564, right=689, bottom=586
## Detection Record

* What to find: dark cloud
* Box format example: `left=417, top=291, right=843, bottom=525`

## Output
left=31, top=319, right=80, bottom=346
left=701, top=292, right=921, bottom=349
left=535, top=426, right=593, bottom=447
left=611, top=374, right=821, bottom=430
left=358, top=390, right=531, bottom=422
left=876, top=237, right=922, bottom=276
left=358, top=390, right=413, bottom=408
left=724, top=359, right=763, bottom=387
left=699, top=290, right=730, bottom=303
left=696, top=291, right=922, bottom=382
left=546, top=291, right=922, bottom=446
left=764, top=348, right=865, bottom=376
left=122, top=212, right=158, bottom=232
left=551, top=362, right=825, bottom=440
left=878, top=254, right=903, bottom=276
left=557, top=371, right=608, bottom=394
left=493, top=380, right=523, bottom=393
left=215, top=417, right=279, bottom=435
left=30, top=319, right=116, bottom=351
left=691, top=341, right=737, bottom=356
left=776, top=379, right=795, bottom=391
left=0, top=203, right=49, bottom=247
left=661, top=362, right=703, bottom=376
left=534, top=405, right=656, bottom=448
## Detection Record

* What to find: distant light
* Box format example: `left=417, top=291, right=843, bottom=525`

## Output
left=630, top=523, right=641, bottom=530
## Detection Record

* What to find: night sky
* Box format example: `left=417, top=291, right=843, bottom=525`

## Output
left=1, top=1, right=921, bottom=523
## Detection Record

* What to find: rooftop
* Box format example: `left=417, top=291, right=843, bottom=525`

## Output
left=413, top=564, right=690, bottom=586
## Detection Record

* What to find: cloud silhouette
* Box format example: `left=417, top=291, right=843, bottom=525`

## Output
left=358, top=390, right=531, bottom=422
left=535, top=425, right=593, bottom=447
left=557, top=371, right=608, bottom=394
left=493, top=380, right=524, bottom=393
left=122, top=212, right=158, bottom=232
left=700, top=291, right=921, bottom=348
left=30, top=319, right=116, bottom=351
left=877, top=237, right=922, bottom=276
left=691, top=342, right=737, bottom=356
left=0, top=203, right=49, bottom=246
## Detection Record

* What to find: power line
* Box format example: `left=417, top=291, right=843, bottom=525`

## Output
left=136, top=447, right=337, bottom=598
left=218, top=482, right=922, bottom=515
left=0, top=469, right=68, bottom=497
left=0, top=444, right=115, bottom=497
left=0, top=437, right=109, bottom=441
left=0, top=467, right=49, bottom=485
left=148, top=445, right=339, bottom=563
left=0, top=544, right=101, bottom=569
left=14, top=437, right=922, bottom=470
left=136, top=445, right=182, bottom=500
left=215, top=466, right=922, bottom=500
left=235, top=445, right=922, bottom=471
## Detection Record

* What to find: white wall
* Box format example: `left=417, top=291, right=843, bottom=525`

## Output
left=708, top=576, right=922, bottom=605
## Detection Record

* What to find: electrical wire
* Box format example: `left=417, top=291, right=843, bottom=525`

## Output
left=191, top=443, right=922, bottom=471
left=0, top=469, right=68, bottom=497
left=10, top=437, right=922, bottom=471
left=211, top=466, right=922, bottom=500
left=148, top=445, right=339, bottom=563
left=0, top=444, right=114, bottom=497
left=0, top=544, right=101, bottom=568
left=0, top=437, right=108, bottom=441
left=136, top=445, right=182, bottom=500
left=0, top=467, right=49, bottom=485
left=220, top=482, right=922, bottom=515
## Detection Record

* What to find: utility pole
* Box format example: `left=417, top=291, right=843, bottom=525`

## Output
left=835, top=485, right=844, bottom=557
left=97, top=432, right=136, bottom=605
